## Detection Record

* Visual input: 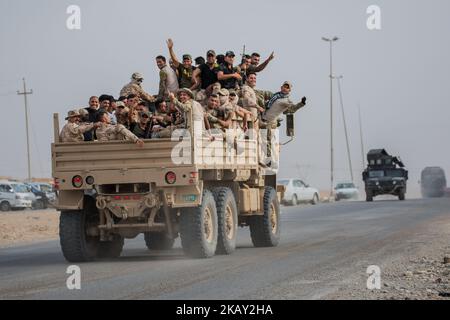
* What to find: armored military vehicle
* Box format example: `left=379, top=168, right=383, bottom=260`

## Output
left=420, top=167, right=447, bottom=198
left=362, top=149, right=408, bottom=202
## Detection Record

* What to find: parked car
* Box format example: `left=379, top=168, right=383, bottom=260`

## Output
left=278, top=179, right=320, bottom=206
left=0, top=180, right=33, bottom=212
left=25, top=182, right=56, bottom=209
left=25, top=184, right=48, bottom=210
left=28, top=183, right=56, bottom=202
left=335, top=182, right=359, bottom=201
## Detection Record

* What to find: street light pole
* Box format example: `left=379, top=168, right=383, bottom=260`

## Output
left=17, top=78, right=33, bottom=181
left=322, top=36, right=339, bottom=200
left=335, top=75, right=354, bottom=183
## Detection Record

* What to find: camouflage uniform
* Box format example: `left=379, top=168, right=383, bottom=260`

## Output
left=241, top=84, right=260, bottom=121
left=95, top=123, right=140, bottom=143
left=120, top=80, right=155, bottom=103
left=60, top=122, right=95, bottom=143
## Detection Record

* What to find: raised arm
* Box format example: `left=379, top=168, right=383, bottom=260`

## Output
left=167, top=38, right=180, bottom=68
left=253, top=52, right=275, bottom=72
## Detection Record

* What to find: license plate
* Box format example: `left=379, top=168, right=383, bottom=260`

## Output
left=183, top=195, right=197, bottom=202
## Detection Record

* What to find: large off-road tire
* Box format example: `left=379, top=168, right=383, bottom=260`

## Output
left=144, top=232, right=175, bottom=250
left=399, top=190, right=406, bottom=201
left=179, top=189, right=218, bottom=258
left=366, top=190, right=374, bottom=202
left=212, top=187, right=238, bottom=255
left=59, top=197, right=100, bottom=262
left=97, top=236, right=124, bottom=259
left=0, top=201, right=11, bottom=212
left=291, top=194, right=298, bottom=207
left=249, top=187, right=280, bottom=248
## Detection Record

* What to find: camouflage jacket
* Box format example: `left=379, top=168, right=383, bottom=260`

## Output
left=60, top=122, right=94, bottom=142
left=95, top=123, right=140, bottom=143
left=120, top=81, right=155, bottom=102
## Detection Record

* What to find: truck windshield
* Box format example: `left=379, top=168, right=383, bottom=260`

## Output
left=369, top=171, right=384, bottom=178
left=386, top=170, right=404, bottom=177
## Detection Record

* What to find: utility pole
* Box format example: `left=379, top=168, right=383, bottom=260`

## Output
left=358, top=104, right=366, bottom=170
left=322, top=36, right=339, bottom=200
left=335, top=75, right=354, bottom=182
left=17, top=78, right=33, bottom=181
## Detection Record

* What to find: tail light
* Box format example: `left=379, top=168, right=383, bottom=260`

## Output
left=86, top=176, right=95, bottom=185
left=72, top=175, right=83, bottom=188
left=165, top=172, right=177, bottom=184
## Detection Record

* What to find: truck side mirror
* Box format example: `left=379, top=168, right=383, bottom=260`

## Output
left=286, top=113, right=294, bottom=137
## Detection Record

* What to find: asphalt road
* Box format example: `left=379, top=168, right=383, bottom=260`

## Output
left=1, top=197, right=449, bottom=300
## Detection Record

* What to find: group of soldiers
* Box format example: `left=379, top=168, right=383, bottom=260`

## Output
left=60, top=39, right=308, bottom=144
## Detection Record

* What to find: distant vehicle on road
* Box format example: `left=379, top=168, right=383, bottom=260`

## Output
left=362, top=149, right=408, bottom=202
left=334, top=182, right=359, bottom=201
left=278, top=179, right=320, bottom=206
left=420, top=167, right=447, bottom=198
left=0, top=180, right=33, bottom=212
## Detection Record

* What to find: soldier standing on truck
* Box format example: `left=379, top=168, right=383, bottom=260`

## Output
left=120, top=72, right=156, bottom=103
left=166, top=39, right=197, bottom=90
left=95, top=111, right=144, bottom=147
left=156, top=55, right=179, bottom=101
left=60, top=110, right=100, bottom=143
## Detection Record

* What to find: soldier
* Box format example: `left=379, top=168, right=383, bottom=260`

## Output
left=95, top=111, right=144, bottom=147
left=229, top=90, right=251, bottom=131
left=192, top=50, right=219, bottom=94
left=120, top=72, right=155, bottom=103
left=132, top=111, right=152, bottom=139
left=169, top=88, right=206, bottom=135
left=241, top=72, right=265, bottom=123
left=78, top=108, right=90, bottom=123
left=156, top=55, right=179, bottom=101
left=99, top=95, right=117, bottom=125
left=115, top=102, right=131, bottom=128
left=60, top=110, right=99, bottom=143
left=262, top=81, right=307, bottom=124
left=247, top=52, right=275, bottom=75
left=84, top=96, right=100, bottom=141
left=217, top=51, right=242, bottom=90
left=167, top=39, right=197, bottom=90
left=204, top=94, right=232, bottom=131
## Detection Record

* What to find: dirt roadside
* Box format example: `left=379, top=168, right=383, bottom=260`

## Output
left=0, top=209, right=60, bottom=248
left=325, top=217, right=450, bottom=300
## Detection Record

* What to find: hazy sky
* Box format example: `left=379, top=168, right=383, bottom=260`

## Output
left=1, top=0, right=449, bottom=196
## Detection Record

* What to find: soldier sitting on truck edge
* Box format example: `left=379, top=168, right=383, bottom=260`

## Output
left=132, top=111, right=152, bottom=139
left=95, top=110, right=144, bottom=147
left=60, top=110, right=100, bottom=143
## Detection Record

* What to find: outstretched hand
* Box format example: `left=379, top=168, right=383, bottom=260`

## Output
left=301, top=96, right=307, bottom=104
left=167, top=38, right=174, bottom=49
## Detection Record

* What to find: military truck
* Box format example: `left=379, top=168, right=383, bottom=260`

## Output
left=52, top=112, right=293, bottom=262
left=362, top=149, right=408, bottom=202
left=420, top=167, right=447, bottom=198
